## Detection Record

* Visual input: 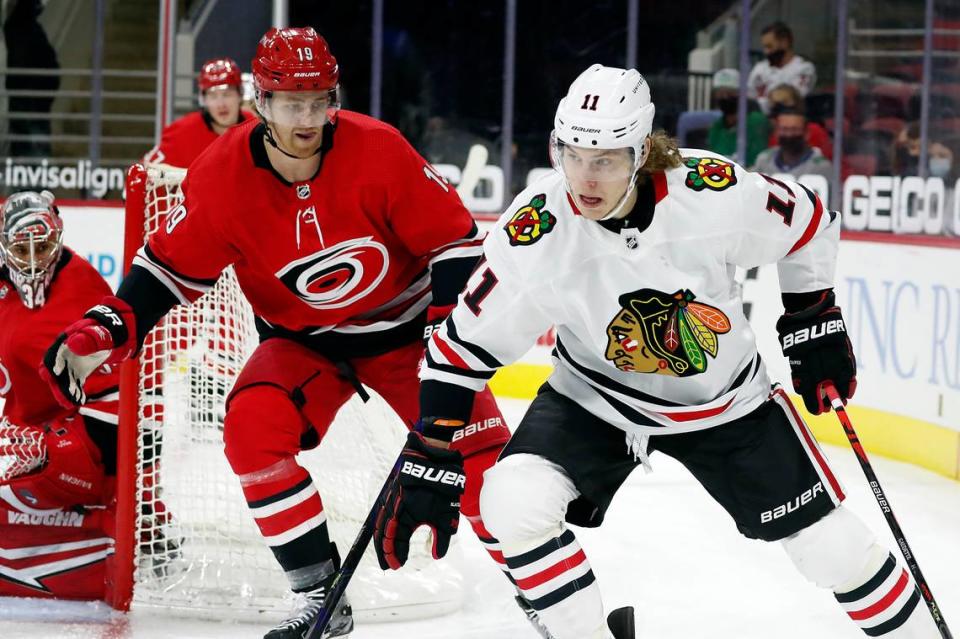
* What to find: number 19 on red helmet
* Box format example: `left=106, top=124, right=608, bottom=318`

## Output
left=251, top=27, right=340, bottom=130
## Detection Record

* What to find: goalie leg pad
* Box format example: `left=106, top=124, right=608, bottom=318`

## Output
left=781, top=505, right=876, bottom=589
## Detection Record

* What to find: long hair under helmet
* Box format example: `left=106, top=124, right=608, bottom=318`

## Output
left=551, top=64, right=656, bottom=220
left=251, top=27, right=340, bottom=158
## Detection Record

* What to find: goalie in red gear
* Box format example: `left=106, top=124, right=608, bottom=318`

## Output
left=42, top=27, right=512, bottom=639
left=0, top=191, right=118, bottom=600
left=144, top=57, right=257, bottom=168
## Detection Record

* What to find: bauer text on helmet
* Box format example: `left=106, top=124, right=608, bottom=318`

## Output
left=551, top=64, right=655, bottom=221
left=0, top=191, right=64, bottom=309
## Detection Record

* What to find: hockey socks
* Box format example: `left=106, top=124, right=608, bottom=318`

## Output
left=835, top=551, right=928, bottom=637
left=239, top=459, right=334, bottom=591
left=501, top=528, right=606, bottom=639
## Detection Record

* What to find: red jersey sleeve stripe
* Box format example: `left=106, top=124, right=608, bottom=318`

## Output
left=788, top=186, right=825, bottom=256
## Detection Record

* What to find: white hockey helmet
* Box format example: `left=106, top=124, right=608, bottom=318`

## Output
left=551, top=64, right=656, bottom=219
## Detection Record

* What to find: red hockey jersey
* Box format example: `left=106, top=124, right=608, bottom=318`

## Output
left=132, top=111, right=481, bottom=358
left=0, top=250, right=119, bottom=426
left=144, top=109, right=257, bottom=168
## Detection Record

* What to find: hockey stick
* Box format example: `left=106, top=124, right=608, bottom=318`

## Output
left=456, top=144, right=488, bottom=199
left=305, top=451, right=403, bottom=639
left=823, top=384, right=953, bottom=639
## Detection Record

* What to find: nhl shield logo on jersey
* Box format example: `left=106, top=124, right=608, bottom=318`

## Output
left=275, top=236, right=389, bottom=310
left=605, top=288, right=731, bottom=376
left=683, top=157, right=738, bottom=192
left=504, top=194, right=556, bottom=246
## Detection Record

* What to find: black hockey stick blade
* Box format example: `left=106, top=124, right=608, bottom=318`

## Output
left=824, top=384, right=953, bottom=639
left=305, top=451, right=403, bottom=639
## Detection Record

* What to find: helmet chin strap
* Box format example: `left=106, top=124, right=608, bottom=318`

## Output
left=262, top=121, right=323, bottom=160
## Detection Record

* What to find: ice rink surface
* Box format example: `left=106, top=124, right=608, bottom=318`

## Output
left=2, top=397, right=958, bottom=639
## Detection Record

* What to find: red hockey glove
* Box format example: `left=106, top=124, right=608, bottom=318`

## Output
left=40, top=296, right=135, bottom=407
left=374, top=431, right=465, bottom=570
left=776, top=290, right=857, bottom=415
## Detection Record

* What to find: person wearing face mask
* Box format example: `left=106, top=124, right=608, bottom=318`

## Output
left=767, top=84, right=833, bottom=160
left=706, top=68, right=770, bottom=166
left=753, top=106, right=832, bottom=184
left=748, top=21, right=817, bottom=115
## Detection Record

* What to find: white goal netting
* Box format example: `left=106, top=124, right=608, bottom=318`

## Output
left=127, top=163, right=463, bottom=622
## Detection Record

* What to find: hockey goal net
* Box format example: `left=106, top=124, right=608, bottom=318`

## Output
left=111, top=163, right=463, bottom=621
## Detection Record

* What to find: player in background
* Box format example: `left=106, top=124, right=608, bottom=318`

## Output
left=0, top=191, right=119, bottom=599
left=380, top=65, right=939, bottom=639
left=144, top=57, right=257, bottom=168
left=41, top=27, right=514, bottom=639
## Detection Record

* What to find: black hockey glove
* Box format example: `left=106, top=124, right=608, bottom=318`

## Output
left=374, top=431, right=465, bottom=570
left=776, top=290, right=856, bottom=415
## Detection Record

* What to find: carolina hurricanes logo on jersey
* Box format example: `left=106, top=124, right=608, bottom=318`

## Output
left=275, top=236, right=389, bottom=310
left=605, top=288, right=731, bottom=377
left=0, top=357, right=10, bottom=396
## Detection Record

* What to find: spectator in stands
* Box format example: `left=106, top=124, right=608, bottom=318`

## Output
left=753, top=106, right=832, bottom=183
left=706, top=68, right=769, bottom=166
left=767, top=83, right=833, bottom=160
left=892, top=122, right=921, bottom=176
left=3, top=0, right=60, bottom=158
left=748, top=21, right=817, bottom=114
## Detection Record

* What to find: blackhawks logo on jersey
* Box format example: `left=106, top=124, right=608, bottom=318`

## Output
left=605, top=288, right=731, bottom=377
left=504, top=194, right=556, bottom=246
left=683, top=156, right=737, bottom=192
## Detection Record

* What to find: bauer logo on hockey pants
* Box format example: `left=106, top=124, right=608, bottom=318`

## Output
left=760, top=482, right=824, bottom=523
left=781, top=319, right=845, bottom=350
left=400, top=461, right=466, bottom=488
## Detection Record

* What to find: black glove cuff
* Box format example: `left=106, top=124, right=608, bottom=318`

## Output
left=84, top=303, right=130, bottom=347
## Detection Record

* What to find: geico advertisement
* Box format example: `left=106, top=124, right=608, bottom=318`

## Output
left=746, top=239, right=960, bottom=432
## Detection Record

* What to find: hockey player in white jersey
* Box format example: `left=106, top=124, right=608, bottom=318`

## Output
left=372, top=64, right=941, bottom=639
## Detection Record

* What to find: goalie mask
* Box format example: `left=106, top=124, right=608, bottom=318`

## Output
left=0, top=190, right=64, bottom=309
left=550, top=64, right=656, bottom=221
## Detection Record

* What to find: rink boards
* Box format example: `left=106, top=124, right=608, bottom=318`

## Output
left=50, top=203, right=960, bottom=481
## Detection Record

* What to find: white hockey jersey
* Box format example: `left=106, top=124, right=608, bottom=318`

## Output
left=422, top=150, right=839, bottom=438
left=747, top=54, right=817, bottom=113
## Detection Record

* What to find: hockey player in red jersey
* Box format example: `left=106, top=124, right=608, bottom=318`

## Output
left=0, top=191, right=118, bottom=600
left=41, top=27, right=512, bottom=638
left=144, top=57, right=256, bottom=168
left=382, top=65, right=942, bottom=639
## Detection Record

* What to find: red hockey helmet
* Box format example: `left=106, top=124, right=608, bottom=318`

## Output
left=251, top=27, right=339, bottom=93
left=198, top=57, right=242, bottom=93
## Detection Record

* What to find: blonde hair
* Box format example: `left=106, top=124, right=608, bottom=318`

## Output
left=638, top=130, right=683, bottom=183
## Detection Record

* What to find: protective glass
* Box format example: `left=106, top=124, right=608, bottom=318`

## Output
left=256, top=87, right=340, bottom=128
left=550, top=132, right=639, bottom=183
